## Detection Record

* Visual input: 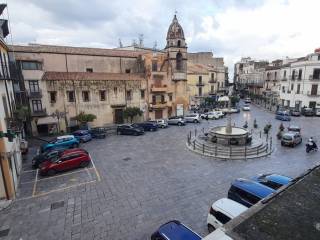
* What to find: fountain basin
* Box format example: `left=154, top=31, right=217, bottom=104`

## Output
left=209, top=126, right=249, bottom=145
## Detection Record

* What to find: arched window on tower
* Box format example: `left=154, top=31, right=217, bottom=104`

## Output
left=176, top=52, right=182, bottom=70
left=177, top=40, right=181, bottom=47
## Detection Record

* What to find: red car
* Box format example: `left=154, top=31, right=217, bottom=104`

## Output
left=39, top=148, right=91, bottom=176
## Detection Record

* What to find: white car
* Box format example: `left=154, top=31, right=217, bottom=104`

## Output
left=315, top=108, right=320, bottom=117
left=184, top=113, right=201, bottom=123
left=207, top=198, right=248, bottom=232
left=244, top=98, right=251, bottom=103
left=201, top=112, right=220, bottom=120
left=242, top=104, right=250, bottom=111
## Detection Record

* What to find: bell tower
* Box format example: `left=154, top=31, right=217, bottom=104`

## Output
left=166, top=14, right=187, bottom=80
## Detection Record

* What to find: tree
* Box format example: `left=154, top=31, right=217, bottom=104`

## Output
left=123, top=107, right=143, bottom=123
left=230, top=95, right=240, bottom=107
left=75, top=112, right=97, bottom=124
left=13, top=105, right=30, bottom=121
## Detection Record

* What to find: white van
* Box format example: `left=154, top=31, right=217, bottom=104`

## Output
left=207, top=198, right=248, bottom=232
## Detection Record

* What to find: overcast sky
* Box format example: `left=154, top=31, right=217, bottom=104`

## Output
left=5, top=0, right=320, bottom=75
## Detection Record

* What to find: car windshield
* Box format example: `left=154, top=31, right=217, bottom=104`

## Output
left=282, top=135, right=293, bottom=140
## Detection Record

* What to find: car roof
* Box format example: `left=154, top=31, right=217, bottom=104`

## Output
left=57, top=135, right=74, bottom=139
left=60, top=149, right=87, bottom=157
left=284, top=131, right=298, bottom=136
left=158, top=221, right=201, bottom=240
left=256, top=174, right=292, bottom=185
left=232, top=178, right=275, bottom=198
left=288, top=125, right=300, bottom=129
left=212, top=198, right=248, bottom=218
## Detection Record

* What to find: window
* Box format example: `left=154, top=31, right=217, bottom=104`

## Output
left=291, top=70, right=295, bottom=80
left=86, top=68, right=93, bottom=73
left=49, top=91, right=57, bottom=103
left=311, top=84, right=318, bottom=95
left=212, top=211, right=231, bottom=224
left=264, top=181, right=282, bottom=190
left=217, top=82, right=220, bottom=89
left=32, top=100, right=42, bottom=111
left=114, top=87, right=118, bottom=96
left=211, top=73, right=215, bottom=81
left=274, top=72, right=277, bottom=80
left=29, top=80, right=40, bottom=92
left=291, top=84, right=294, bottom=91
left=284, top=70, right=287, bottom=78
left=211, top=85, right=214, bottom=93
left=126, top=90, right=132, bottom=101
left=100, top=90, right=106, bottom=101
left=177, top=40, right=181, bottom=47
left=298, top=69, right=302, bottom=80
left=198, top=87, right=202, bottom=96
left=140, top=90, right=145, bottom=99
left=152, top=60, right=157, bottom=71
left=21, top=61, right=42, bottom=70
left=168, top=93, right=173, bottom=101
left=313, top=69, right=320, bottom=79
left=176, top=52, right=182, bottom=70
left=67, top=91, right=75, bottom=102
left=82, top=91, right=90, bottom=102
left=297, top=84, right=300, bottom=94
left=198, top=76, right=202, bottom=84
left=282, top=86, right=285, bottom=93
left=125, top=69, right=131, bottom=73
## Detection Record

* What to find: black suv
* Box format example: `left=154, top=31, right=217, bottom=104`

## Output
left=89, top=127, right=107, bottom=139
left=117, top=124, right=144, bottom=136
left=134, top=122, right=158, bottom=131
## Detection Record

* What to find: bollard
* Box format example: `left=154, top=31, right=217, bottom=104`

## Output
left=244, top=145, right=247, bottom=159
left=203, top=144, right=205, bottom=154
left=195, top=129, right=197, bottom=137
left=215, top=144, right=217, bottom=156
left=260, top=131, right=261, bottom=138
left=193, top=140, right=195, bottom=150
left=230, top=145, right=232, bottom=158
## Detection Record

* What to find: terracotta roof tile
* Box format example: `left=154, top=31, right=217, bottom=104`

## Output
left=42, top=72, right=145, bottom=81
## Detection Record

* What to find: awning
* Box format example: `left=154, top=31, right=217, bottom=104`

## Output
left=218, top=96, right=229, bottom=102
left=37, top=116, right=58, bottom=125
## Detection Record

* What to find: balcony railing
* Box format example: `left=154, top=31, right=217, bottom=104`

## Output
left=151, top=85, right=168, bottom=92
left=150, top=102, right=167, bottom=109
left=28, top=90, right=42, bottom=98
left=307, top=91, right=320, bottom=97
left=196, top=82, right=205, bottom=87
left=289, top=75, right=296, bottom=81
left=31, top=108, right=47, bottom=117
left=309, top=75, right=320, bottom=81
left=208, top=79, right=217, bottom=83
left=281, top=77, right=287, bottom=81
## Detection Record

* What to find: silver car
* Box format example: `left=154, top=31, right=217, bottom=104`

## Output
left=184, top=113, right=201, bottom=123
left=149, top=119, right=168, bottom=128
left=167, top=116, right=185, bottom=126
left=281, top=132, right=302, bottom=147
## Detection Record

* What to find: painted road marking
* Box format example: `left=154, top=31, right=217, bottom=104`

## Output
left=32, top=169, right=39, bottom=197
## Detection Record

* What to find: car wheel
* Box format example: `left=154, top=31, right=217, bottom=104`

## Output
left=150, top=128, right=153, bottom=132
left=80, top=161, right=89, bottom=168
left=178, top=122, right=182, bottom=126
left=193, top=119, right=198, bottom=123
left=47, top=169, right=56, bottom=176
left=208, top=224, right=215, bottom=233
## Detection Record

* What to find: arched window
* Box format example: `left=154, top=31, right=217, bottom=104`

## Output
left=177, top=40, right=181, bottom=47
left=176, top=52, right=182, bottom=70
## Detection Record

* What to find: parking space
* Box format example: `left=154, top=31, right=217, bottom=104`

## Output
left=2, top=104, right=320, bottom=240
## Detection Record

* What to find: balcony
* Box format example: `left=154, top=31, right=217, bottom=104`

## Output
left=5, top=118, right=23, bottom=132
left=31, top=108, right=47, bottom=117
left=307, top=91, right=320, bottom=97
left=196, top=82, right=205, bottom=87
left=150, top=102, right=167, bottom=109
left=281, top=77, right=287, bottom=81
left=309, top=75, right=320, bottom=81
left=28, top=90, right=42, bottom=99
left=208, top=79, right=217, bottom=83
left=151, top=85, right=168, bottom=92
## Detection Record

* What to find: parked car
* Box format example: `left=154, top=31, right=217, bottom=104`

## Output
left=72, top=130, right=92, bottom=143
left=149, top=119, right=168, bottom=128
left=281, top=132, right=302, bottom=147
left=251, top=174, right=292, bottom=190
left=215, top=110, right=225, bottom=118
left=290, top=109, right=301, bottom=117
left=201, top=112, right=220, bottom=120
left=151, top=220, right=201, bottom=240
left=39, top=148, right=90, bottom=176
left=135, top=122, right=158, bottom=131
left=89, top=127, right=107, bottom=139
left=244, top=98, right=251, bottom=103
left=184, top=113, right=201, bottom=123
left=275, top=111, right=291, bottom=121
left=288, top=125, right=301, bottom=133
left=228, top=178, right=275, bottom=208
left=302, top=107, right=314, bottom=116
left=207, top=198, right=248, bottom=232
left=242, top=104, right=250, bottom=111
left=315, top=108, right=320, bottom=117
left=32, top=146, right=69, bottom=168
left=167, top=116, right=185, bottom=126
left=117, top=124, right=144, bottom=136
left=40, top=135, right=79, bottom=152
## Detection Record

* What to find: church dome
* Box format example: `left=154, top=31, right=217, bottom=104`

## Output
left=166, top=15, right=185, bottom=40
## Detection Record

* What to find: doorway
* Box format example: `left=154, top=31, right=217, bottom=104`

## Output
left=155, top=110, right=163, bottom=119
left=114, top=109, right=124, bottom=124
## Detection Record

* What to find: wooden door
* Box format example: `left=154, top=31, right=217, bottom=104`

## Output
left=155, top=110, right=163, bottom=119
left=114, top=109, right=124, bottom=124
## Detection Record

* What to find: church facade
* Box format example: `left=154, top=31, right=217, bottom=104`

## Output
left=10, top=15, right=189, bottom=135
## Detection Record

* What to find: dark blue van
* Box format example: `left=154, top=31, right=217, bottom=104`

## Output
left=251, top=174, right=292, bottom=190
left=151, top=220, right=201, bottom=240
left=228, top=178, right=275, bottom=207
left=275, top=111, right=291, bottom=121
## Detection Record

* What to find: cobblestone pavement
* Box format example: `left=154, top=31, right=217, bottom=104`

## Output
left=1, top=104, right=320, bottom=240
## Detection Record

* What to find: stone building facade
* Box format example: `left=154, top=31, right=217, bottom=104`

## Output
left=9, top=15, right=189, bottom=135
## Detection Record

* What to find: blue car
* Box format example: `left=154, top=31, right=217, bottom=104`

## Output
left=72, top=130, right=92, bottom=143
left=151, top=220, right=201, bottom=240
left=41, top=135, right=79, bottom=152
left=228, top=178, right=275, bottom=207
left=251, top=173, right=292, bottom=190
left=275, top=111, right=291, bottom=121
